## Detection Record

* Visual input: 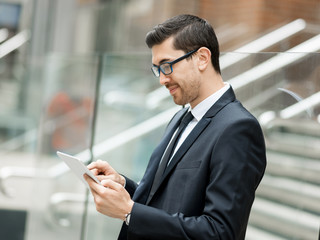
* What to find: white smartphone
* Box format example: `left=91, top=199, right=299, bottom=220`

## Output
left=57, top=151, right=102, bottom=189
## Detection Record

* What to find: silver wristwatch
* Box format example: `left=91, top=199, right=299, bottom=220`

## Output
left=125, top=212, right=131, bottom=226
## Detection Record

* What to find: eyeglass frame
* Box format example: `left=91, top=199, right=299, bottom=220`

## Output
left=151, top=47, right=200, bottom=77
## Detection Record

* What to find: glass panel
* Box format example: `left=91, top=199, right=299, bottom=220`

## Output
left=84, top=53, right=177, bottom=240
left=93, top=54, right=177, bottom=180
left=23, top=54, right=99, bottom=240
left=0, top=55, right=42, bottom=240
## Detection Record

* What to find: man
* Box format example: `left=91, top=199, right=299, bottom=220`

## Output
left=84, top=14, right=266, bottom=240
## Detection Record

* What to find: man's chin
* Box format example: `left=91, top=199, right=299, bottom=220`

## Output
left=172, top=97, right=187, bottom=106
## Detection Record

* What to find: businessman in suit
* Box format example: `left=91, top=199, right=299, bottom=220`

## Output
left=85, top=14, right=266, bottom=239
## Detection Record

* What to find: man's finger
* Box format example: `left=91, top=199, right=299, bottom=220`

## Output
left=96, top=175, right=115, bottom=182
left=89, top=168, right=99, bottom=176
left=87, top=160, right=110, bottom=171
left=84, top=174, right=104, bottom=193
left=101, top=179, right=123, bottom=191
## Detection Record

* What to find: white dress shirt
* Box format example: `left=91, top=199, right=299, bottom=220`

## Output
left=167, top=82, right=230, bottom=164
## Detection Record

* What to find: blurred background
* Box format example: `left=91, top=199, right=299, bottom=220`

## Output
left=0, top=0, right=319, bottom=239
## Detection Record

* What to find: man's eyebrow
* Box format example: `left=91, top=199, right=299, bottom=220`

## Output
left=153, top=58, right=171, bottom=66
left=159, top=58, right=170, bottom=64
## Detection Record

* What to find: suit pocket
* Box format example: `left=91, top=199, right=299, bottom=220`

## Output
left=176, top=160, right=202, bottom=169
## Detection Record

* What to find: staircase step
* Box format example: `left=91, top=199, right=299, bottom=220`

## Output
left=266, top=132, right=320, bottom=159
left=246, top=225, right=287, bottom=240
left=265, top=119, right=320, bottom=138
left=266, top=151, right=320, bottom=184
left=249, top=198, right=320, bottom=240
left=257, top=174, right=320, bottom=213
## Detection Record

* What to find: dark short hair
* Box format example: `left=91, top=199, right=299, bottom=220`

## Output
left=145, top=14, right=221, bottom=74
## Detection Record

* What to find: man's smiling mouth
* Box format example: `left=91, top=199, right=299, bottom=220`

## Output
left=167, top=85, right=179, bottom=95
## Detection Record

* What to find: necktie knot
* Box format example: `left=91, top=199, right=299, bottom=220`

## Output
left=181, top=111, right=194, bottom=126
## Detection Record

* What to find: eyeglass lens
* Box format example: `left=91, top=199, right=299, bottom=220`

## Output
left=151, top=48, right=199, bottom=77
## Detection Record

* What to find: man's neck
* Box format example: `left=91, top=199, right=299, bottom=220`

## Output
left=191, top=72, right=224, bottom=108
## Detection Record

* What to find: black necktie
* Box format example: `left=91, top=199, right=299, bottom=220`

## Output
left=147, top=111, right=194, bottom=202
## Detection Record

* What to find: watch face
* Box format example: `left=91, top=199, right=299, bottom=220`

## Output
left=125, top=213, right=131, bottom=225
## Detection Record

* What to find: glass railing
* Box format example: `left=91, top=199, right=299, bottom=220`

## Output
left=0, top=52, right=319, bottom=240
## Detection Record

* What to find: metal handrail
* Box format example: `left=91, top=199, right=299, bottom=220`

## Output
left=0, top=28, right=9, bottom=43
left=259, top=91, right=320, bottom=127
left=0, top=30, right=30, bottom=58
left=228, top=34, right=320, bottom=90
left=47, top=192, right=88, bottom=227
left=279, top=91, right=320, bottom=120
left=220, top=19, right=306, bottom=69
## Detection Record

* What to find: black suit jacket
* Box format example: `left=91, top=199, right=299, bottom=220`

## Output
left=119, top=87, right=266, bottom=240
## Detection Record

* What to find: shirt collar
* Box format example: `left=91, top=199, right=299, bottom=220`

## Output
left=189, top=82, right=230, bottom=122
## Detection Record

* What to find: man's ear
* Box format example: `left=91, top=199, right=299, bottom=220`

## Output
left=197, top=47, right=211, bottom=71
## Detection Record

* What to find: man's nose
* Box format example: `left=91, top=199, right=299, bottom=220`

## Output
left=159, top=72, right=170, bottom=86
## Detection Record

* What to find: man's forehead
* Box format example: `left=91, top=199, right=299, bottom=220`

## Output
left=151, top=38, right=182, bottom=64
left=151, top=49, right=170, bottom=65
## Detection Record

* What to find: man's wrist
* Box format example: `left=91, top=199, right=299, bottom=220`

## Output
left=124, top=200, right=134, bottom=225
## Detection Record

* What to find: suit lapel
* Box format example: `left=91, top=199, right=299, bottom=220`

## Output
left=145, top=117, right=211, bottom=205
left=132, top=108, right=188, bottom=203
left=162, top=117, right=211, bottom=178
left=145, top=87, right=236, bottom=204
left=202, top=86, right=236, bottom=118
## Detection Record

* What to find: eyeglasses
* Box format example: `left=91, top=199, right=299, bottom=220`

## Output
left=151, top=48, right=199, bottom=77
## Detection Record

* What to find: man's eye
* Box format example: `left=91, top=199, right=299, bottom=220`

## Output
left=161, top=64, right=171, bottom=72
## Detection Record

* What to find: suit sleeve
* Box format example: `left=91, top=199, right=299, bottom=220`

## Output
left=123, top=176, right=138, bottom=198
left=126, top=117, right=266, bottom=240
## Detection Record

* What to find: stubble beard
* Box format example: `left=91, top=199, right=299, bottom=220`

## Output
left=172, top=78, right=200, bottom=107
